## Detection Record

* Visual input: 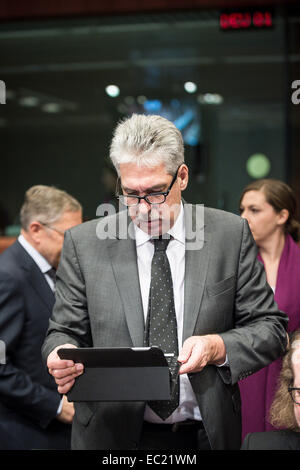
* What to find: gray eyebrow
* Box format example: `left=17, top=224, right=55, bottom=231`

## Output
left=122, top=183, right=167, bottom=193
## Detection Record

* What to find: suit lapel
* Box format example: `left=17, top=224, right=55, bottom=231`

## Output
left=107, top=211, right=145, bottom=347
left=14, top=241, right=55, bottom=312
left=27, top=263, right=55, bottom=311
left=183, top=204, right=210, bottom=342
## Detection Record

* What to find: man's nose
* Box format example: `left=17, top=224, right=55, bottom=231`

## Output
left=138, top=198, right=151, bottom=214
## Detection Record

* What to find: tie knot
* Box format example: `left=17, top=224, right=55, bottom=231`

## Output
left=154, top=236, right=171, bottom=252
left=46, top=267, right=56, bottom=283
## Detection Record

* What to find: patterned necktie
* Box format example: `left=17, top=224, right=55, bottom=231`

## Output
left=144, top=236, right=180, bottom=420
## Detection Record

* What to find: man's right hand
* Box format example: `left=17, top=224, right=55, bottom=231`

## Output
left=47, top=344, right=84, bottom=395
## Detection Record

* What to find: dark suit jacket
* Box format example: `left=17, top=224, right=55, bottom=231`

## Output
left=0, top=240, right=71, bottom=449
left=42, top=204, right=288, bottom=450
left=241, top=430, right=300, bottom=450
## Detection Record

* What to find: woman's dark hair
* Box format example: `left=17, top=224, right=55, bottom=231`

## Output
left=240, top=179, right=300, bottom=242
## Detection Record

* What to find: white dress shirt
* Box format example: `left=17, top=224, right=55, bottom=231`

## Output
left=18, top=234, right=55, bottom=292
left=135, top=204, right=202, bottom=423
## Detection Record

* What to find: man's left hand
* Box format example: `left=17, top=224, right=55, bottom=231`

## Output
left=178, top=334, right=226, bottom=375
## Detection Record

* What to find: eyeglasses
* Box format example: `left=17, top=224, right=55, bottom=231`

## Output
left=38, top=222, right=65, bottom=236
left=288, top=386, right=300, bottom=405
left=115, top=165, right=181, bottom=207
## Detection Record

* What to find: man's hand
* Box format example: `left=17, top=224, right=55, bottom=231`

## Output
left=178, top=335, right=226, bottom=375
left=47, top=344, right=84, bottom=394
left=56, top=395, right=75, bottom=424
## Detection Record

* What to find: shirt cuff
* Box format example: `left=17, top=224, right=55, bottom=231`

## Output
left=56, top=398, right=63, bottom=415
left=216, top=354, right=229, bottom=368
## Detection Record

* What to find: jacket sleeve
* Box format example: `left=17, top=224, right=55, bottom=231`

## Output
left=240, top=433, right=251, bottom=450
left=42, top=230, right=92, bottom=362
left=0, top=271, right=61, bottom=429
left=219, top=219, right=288, bottom=384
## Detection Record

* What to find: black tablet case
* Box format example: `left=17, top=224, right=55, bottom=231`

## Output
left=57, top=346, right=172, bottom=402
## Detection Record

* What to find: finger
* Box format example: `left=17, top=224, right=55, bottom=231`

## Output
left=48, top=359, right=75, bottom=370
left=177, top=339, right=195, bottom=364
left=51, top=363, right=84, bottom=379
left=55, top=375, right=77, bottom=387
left=179, top=343, right=207, bottom=374
left=55, top=367, right=84, bottom=385
left=179, top=359, right=206, bottom=375
left=58, top=379, right=75, bottom=395
left=50, top=367, right=73, bottom=379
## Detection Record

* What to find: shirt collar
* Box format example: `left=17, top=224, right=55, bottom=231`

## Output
left=18, top=234, right=52, bottom=274
left=134, top=202, right=185, bottom=247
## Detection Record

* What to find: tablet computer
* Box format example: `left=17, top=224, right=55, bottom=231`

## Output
left=57, top=346, right=173, bottom=402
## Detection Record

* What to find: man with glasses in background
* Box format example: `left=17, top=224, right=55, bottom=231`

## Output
left=43, top=114, right=288, bottom=450
left=0, top=185, right=82, bottom=449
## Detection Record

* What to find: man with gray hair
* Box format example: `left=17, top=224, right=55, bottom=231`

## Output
left=0, top=185, right=82, bottom=449
left=43, top=114, right=288, bottom=450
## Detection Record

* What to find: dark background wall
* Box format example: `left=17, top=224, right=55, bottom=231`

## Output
left=0, top=0, right=299, bottom=230
left=0, top=0, right=298, bottom=20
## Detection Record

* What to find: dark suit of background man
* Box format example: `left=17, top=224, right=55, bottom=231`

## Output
left=0, top=185, right=82, bottom=449
left=43, top=114, right=288, bottom=450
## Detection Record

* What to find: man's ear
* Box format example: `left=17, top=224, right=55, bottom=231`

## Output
left=178, top=164, right=189, bottom=191
left=27, top=221, right=44, bottom=243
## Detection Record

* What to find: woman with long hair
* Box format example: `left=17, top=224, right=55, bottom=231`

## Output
left=238, top=179, right=300, bottom=440
left=241, top=329, right=300, bottom=449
